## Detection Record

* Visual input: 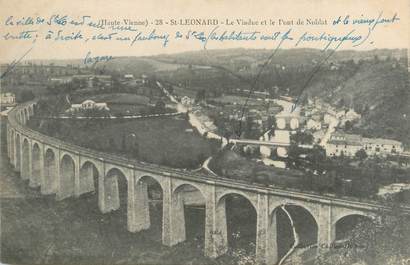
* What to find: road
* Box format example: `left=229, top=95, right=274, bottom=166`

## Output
left=157, top=81, right=228, bottom=145
left=320, top=116, right=339, bottom=147
left=157, top=81, right=308, bottom=149
left=263, top=99, right=301, bottom=144
left=36, top=111, right=184, bottom=120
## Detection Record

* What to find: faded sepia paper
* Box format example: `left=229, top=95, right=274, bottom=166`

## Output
left=1, top=0, right=409, bottom=265
left=0, top=0, right=409, bottom=60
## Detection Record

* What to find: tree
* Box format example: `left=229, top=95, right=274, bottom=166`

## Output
left=167, top=85, right=174, bottom=94
left=290, top=131, right=314, bottom=145
left=132, top=141, right=139, bottom=158
left=337, top=98, right=345, bottom=108
left=286, top=143, right=306, bottom=168
left=222, top=128, right=232, bottom=144
left=91, top=77, right=99, bottom=88
left=154, top=99, right=166, bottom=113
left=306, top=145, right=327, bottom=173
left=244, top=115, right=255, bottom=139
left=108, top=137, right=116, bottom=151
left=111, top=75, right=121, bottom=90
left=71, top=77, right=83, bottom=90
left=148, top=88, right=154, bottom=103
left=355, top=149, right=368, bottom=161
left=19, top=90, right=35, bottom=102
left=266, top=115, right=276, bottom=138
left=195, top=89, right=206, bottom=103
left=121, top=134, right=127, bottom=151
left=315, top=201, right=410, bottom=265
left=345, top=120, right=354, bottom=131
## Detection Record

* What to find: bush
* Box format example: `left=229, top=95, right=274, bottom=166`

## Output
left=18, top=90, right=35, bottom=102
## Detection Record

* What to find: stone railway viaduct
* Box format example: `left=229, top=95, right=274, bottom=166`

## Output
left=6, top=102, right=391, bottom=264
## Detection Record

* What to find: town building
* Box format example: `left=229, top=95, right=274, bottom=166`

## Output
left=325, top=132, right=403, bottom=157
left=0, top=63, right=90, bottom=86
left=67, top=100, right=110, bottom=112
left=0, top=92, right=16, bottom=105
left=306, top=119, right=322, bottom=130
left=181, top=96, right=194, bottom=106
left=313, top=130, right=325, bottom=144
left=323, top=113, right=336, bottom=124
left=339, top=109, right=361, bottom=126
left=326, top=132, right=363, bottom=157
left=124, top=74, right=134, bottom=79
left=71, top=74, right=112, bottom=88
left=362, top=137, right=403, bottom=155
left=378, top=183, right=410, bottom=197
left=344, top=109, right=361, bottom=121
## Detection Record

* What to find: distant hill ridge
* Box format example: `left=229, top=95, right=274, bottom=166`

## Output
left=13, top=48, right=406, bottom=66
left=10, top=48, right=410, bottom=147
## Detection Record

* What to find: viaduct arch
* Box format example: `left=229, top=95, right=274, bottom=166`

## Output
left=79, top=160, right=99, bottom=196
left=31, top=142, right=42, bottom=187
left=44, top=147, right=58, bottom=194
left=6, top=101, right=394, bottom=264
left=60, top=154, right=76, bottom=199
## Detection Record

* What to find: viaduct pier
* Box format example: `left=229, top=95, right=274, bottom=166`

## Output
left=6, top=101, right=394, bottom=264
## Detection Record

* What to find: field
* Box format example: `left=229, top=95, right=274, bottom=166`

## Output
left=208, top=150, right=305, bottom=188
left=172, top=85, right=198, bottom=99
left=138, top=58, right=186, bottom=72
left=28, top=115, right=219, bottom=169
left=208, top=95, right=266, bottom=106
left=69, top=93, right=174, bottom=116
left=71, top=93, right=151, bottom=105
left=92, top=57, right=186, bottom=77
left=1, top=119, right=343, bottom=265
left=107, top=104, right=151, bottom=116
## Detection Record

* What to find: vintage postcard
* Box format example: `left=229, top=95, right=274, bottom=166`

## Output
left=0, top=0, right=409, bottom=264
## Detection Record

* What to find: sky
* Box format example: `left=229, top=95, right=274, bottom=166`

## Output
left=0, top=0, right=409, bottom=62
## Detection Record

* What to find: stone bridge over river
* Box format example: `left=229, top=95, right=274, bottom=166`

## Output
left=6, top=101, right=397, bottom=264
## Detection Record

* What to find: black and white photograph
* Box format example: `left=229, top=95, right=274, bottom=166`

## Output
left=0, top=1, right=409, bottom=264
